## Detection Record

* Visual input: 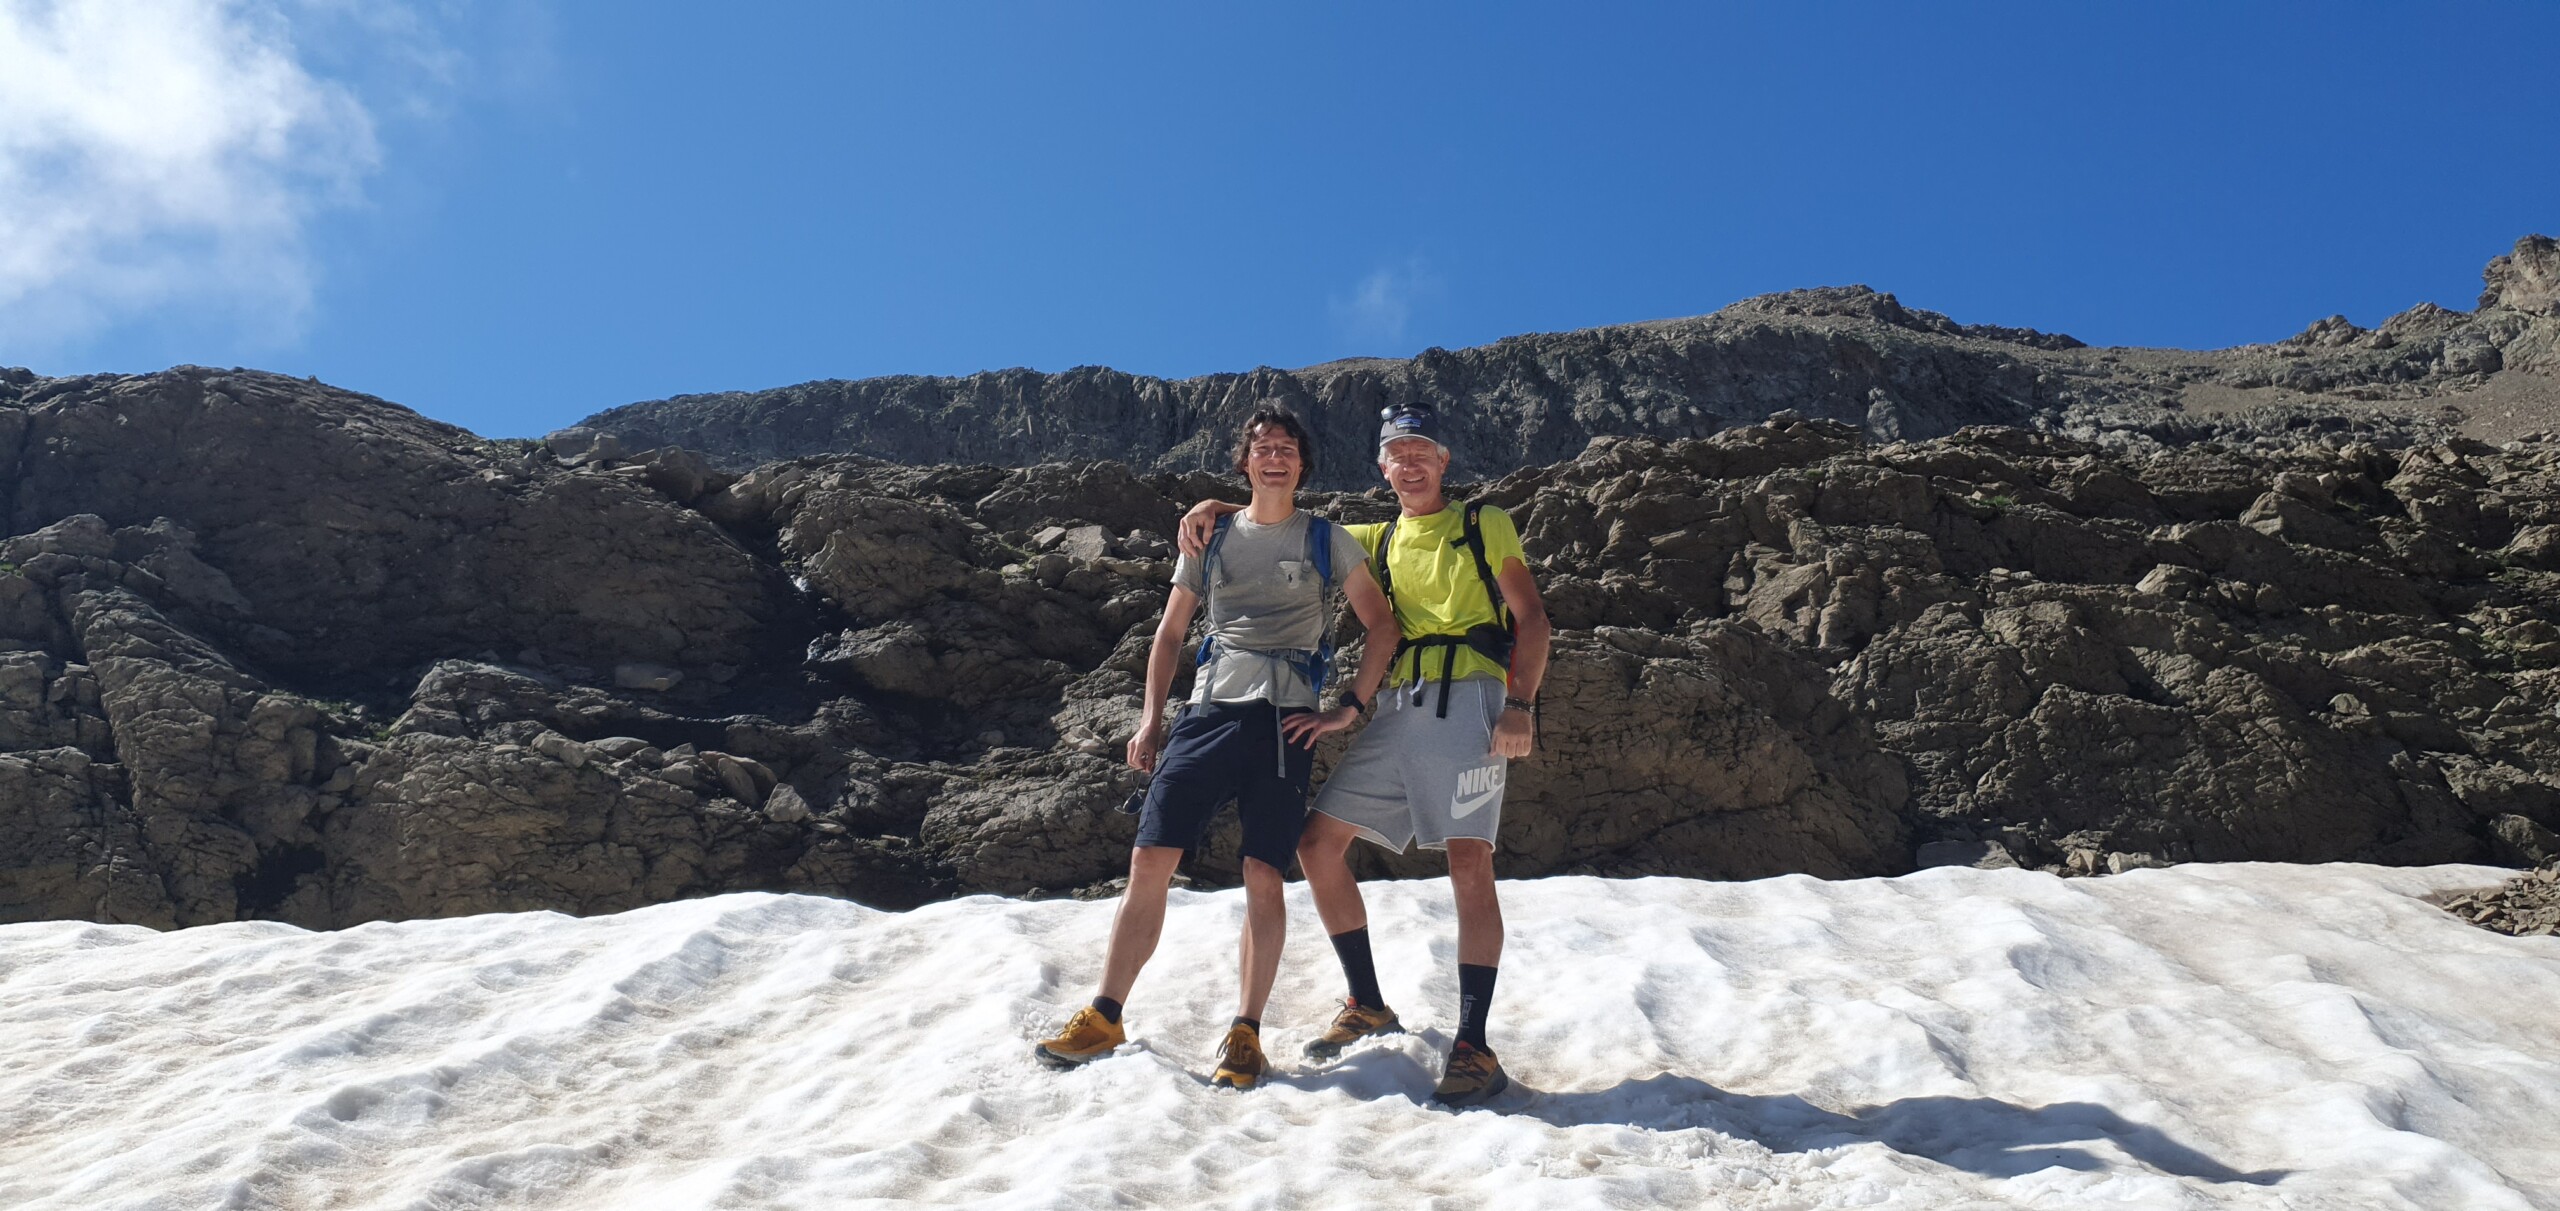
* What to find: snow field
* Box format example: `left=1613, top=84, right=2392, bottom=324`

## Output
left=0, top=863, right=2555, bottom=1209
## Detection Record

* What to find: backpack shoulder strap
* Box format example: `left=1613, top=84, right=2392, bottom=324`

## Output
left=1306, top=516, right=1335, bottom=593
left=1302, top=516, right=1340, bottom=695
left=1195, top=514, right=1235, bottom=668
left=1202, top=513, right=1235, bottom=590
left=1371, top=516, right=1398, bottom=603
left=1462, top=502, right=1508, bottom=624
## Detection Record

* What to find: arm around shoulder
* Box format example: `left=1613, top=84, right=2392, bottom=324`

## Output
left=1176, top=498, right=1247, bottom=557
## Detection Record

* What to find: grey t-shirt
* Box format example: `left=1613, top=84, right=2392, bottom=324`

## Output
left=1171, top=511, right=1370, bottom=708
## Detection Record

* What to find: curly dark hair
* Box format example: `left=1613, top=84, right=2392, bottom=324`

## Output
left=1231, top=404, right=1316, bottom=491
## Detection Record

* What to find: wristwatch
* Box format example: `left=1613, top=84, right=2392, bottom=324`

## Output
left=1504, top=695, right=1538, bottom=721
left=1339, top=690, right=1367, bottom=715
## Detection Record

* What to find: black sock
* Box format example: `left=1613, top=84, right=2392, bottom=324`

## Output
left=1330, top=927, right=1386, bottom=1009
left=1456, top=964, right=1498, bottom=1050
left=1091, top=996, right=1123, bottom=1025
left=1232, top=1015, right=1260, bottom=1032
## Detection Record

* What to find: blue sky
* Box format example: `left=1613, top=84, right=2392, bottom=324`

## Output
left=3, top=2, right=2554, bottom=438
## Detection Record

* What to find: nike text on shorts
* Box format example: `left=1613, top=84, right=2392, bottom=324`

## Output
left=1312, top=676, right=1507, bottom=852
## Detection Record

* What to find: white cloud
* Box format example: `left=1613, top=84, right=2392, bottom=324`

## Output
left=0, top=0, right=386, bottom=347
left=1329, top=258, right=1439, bottom=348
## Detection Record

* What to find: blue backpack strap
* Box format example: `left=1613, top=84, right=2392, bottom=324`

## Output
left=1306, top=516, right=1335, bottom=592
left=1204, top=511, right=1235, bottom=573
left=1301, top=517, right=1339, bottom=694
left=1195, top=514, right=1234, bottom=668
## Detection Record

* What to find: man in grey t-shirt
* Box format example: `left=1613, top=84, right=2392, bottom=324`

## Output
left=1172, top=510, right=1371, bottom=712
left=1034, top=406, right=1398, bottom=1092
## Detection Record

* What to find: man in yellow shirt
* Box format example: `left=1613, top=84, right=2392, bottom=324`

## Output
left=1181, top=401, right=1551, bottom=1104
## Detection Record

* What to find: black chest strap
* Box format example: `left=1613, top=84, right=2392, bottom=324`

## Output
left=1372, top=502, right=1516, bottom=718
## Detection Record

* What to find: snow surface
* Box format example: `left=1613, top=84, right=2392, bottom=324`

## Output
left=2, top=863, right=2556, bottom=1210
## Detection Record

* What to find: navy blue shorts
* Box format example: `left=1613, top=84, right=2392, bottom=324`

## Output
left=1132, top=700, right=1315, bottom=872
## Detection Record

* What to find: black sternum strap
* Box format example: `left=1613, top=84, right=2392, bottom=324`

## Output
left=1396, top=634, right=1470, bottom=718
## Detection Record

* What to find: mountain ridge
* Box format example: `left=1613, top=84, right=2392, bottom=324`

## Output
left=574, top=237, right=2560, bottom=488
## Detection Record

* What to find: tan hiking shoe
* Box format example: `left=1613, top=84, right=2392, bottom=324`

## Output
left=1431, top=1041, right=1509, bottom=1105
left=1210, top=1023, right=1267, bottom=1090
left=1034, top=1006, right=1126, bottom=1068
left=1303, top=998, right=1403, bottom=1060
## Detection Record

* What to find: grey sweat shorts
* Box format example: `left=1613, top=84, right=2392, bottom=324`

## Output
left=1314, top=675, right=1508, bottom=853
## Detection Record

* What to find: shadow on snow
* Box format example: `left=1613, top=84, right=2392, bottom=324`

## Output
left=1512, top=1073, right=2288, bottom=1185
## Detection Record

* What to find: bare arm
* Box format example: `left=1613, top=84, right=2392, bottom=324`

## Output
left=1176, top=498, right=1247, bottom=557
left=1129, top=585, right=1201, bottom=772
left=1492, top=557, right=1550, bottom=759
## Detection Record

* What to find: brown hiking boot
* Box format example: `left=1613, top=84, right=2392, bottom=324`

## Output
left=1431, top=1041, right=1508, bottom=1105
left=1302, top=998, right=1404, bottom=1061
left=1033, top=1005, right=1126, bottom=1068
left=1210, top=1022, right=1267, bottom=1090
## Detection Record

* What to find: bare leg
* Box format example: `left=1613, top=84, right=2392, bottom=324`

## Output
left=1236, top=857, right=1287, bottom=1021
left=1446, top=839, right=1503, bottom=967
left=1296, top=810, right=1369, bottom=936
left=1098, top=846, right=1185, bottom=1004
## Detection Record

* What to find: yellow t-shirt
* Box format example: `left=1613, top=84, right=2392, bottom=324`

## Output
left=1346, top=504, right=1527, bottom=688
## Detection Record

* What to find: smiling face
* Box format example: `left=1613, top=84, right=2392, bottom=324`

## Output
left=1378, top=436, right=1449, bottom=502
left=1242, top=423, right=1305, bottom=493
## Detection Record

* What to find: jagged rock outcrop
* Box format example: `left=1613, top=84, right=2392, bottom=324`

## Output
left=6, top=245, right=2560, bottom=930
left=577, top=237, right=2560, bottom=486
left=0, top=748, right=164, bottom=926
left=2, top=368, right=777, bottom=677
left=2481, top=234, right=2560, bottom=317
left=1489, top=420, right=2560, bottom=873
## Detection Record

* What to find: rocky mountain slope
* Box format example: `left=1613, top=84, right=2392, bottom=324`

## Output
left=578, top=237, right=2560, bottom=487
left=5, top=356, right=2559, bottom=928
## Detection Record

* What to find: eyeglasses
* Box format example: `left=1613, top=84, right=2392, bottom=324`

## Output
left=1247, top=443, right=1300, bottom=460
